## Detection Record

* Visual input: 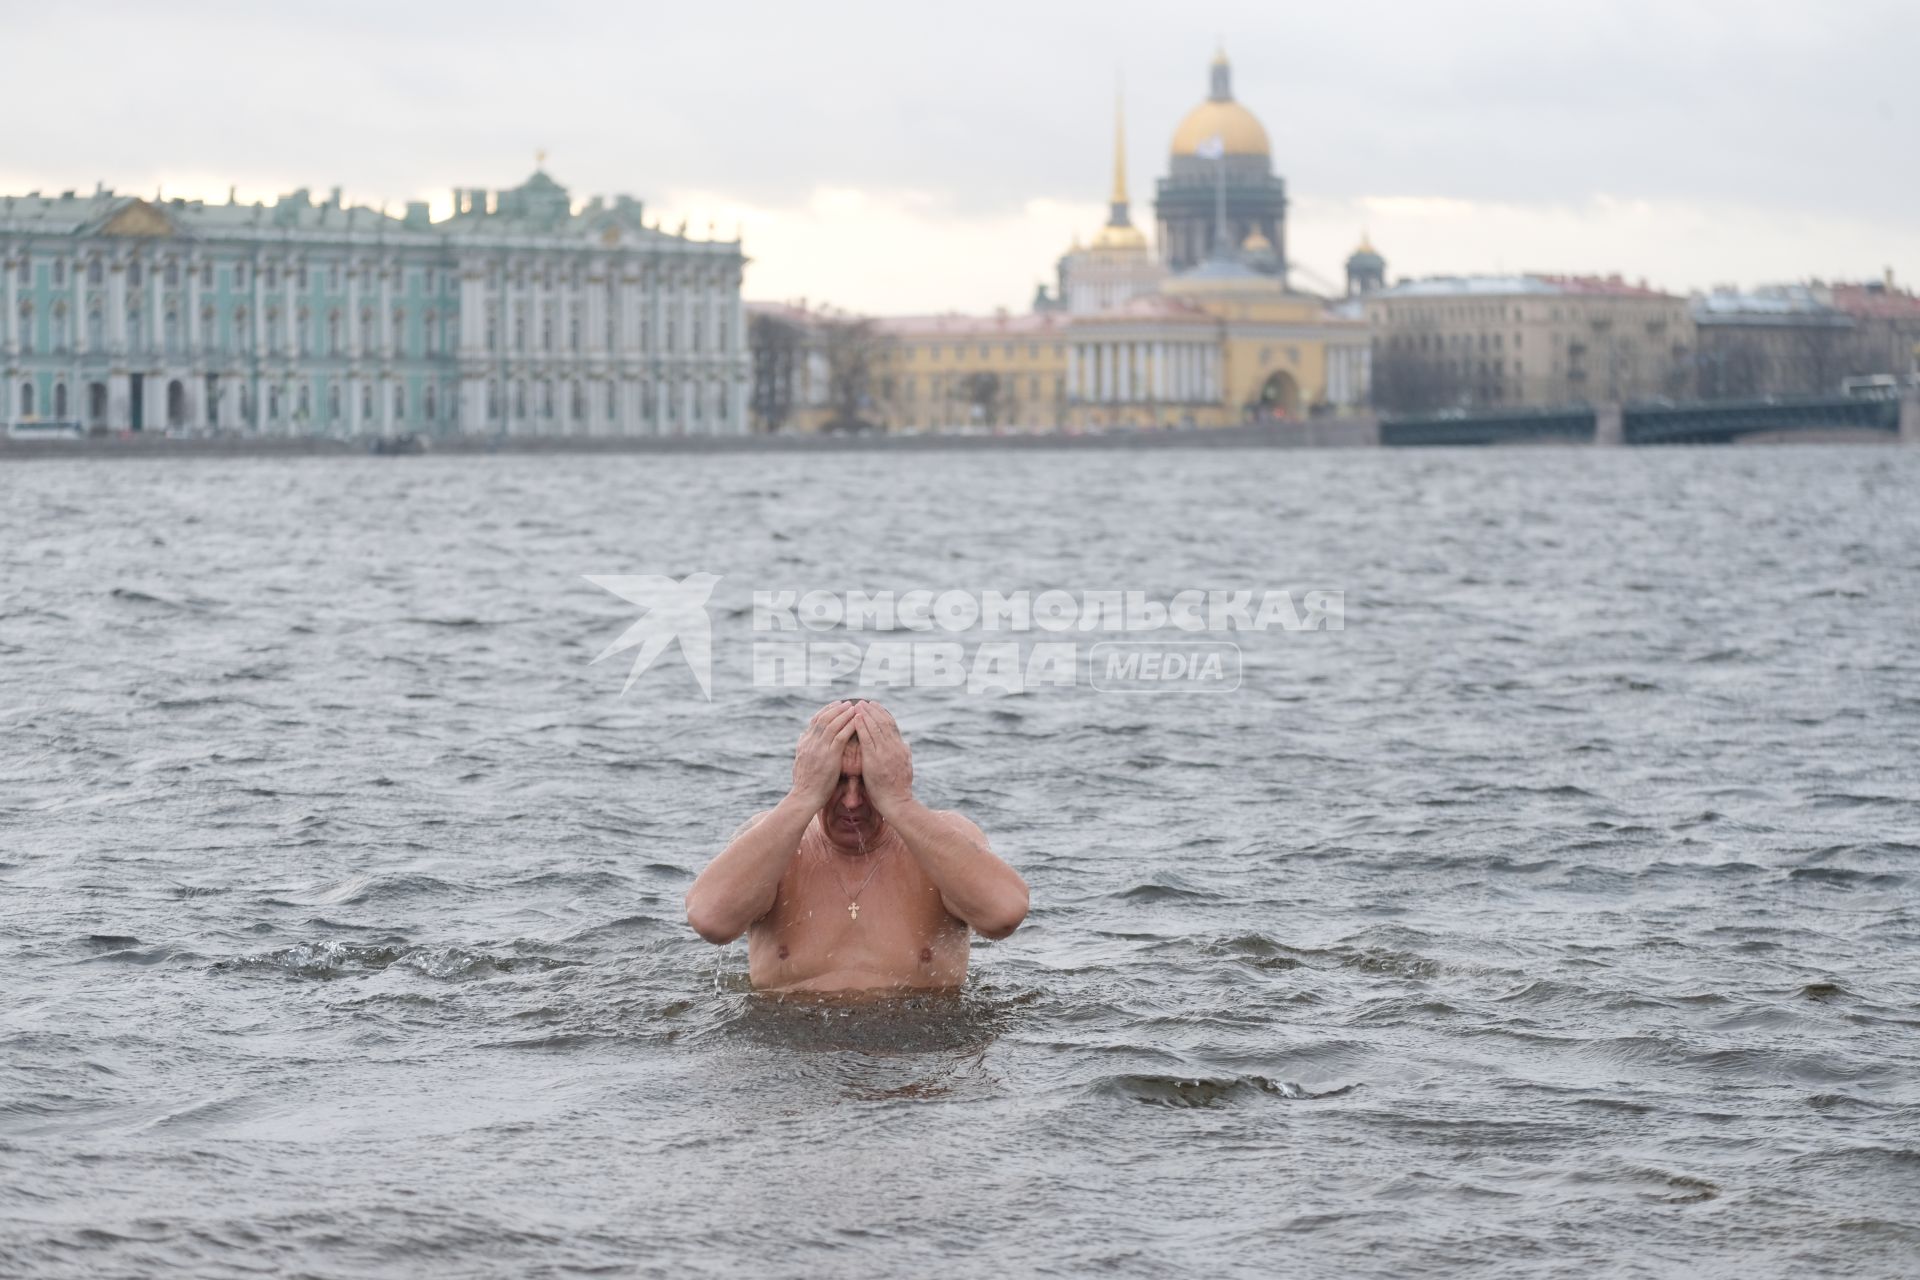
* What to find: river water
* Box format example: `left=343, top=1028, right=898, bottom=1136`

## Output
left=2, top=447, right=1917, bottom=1278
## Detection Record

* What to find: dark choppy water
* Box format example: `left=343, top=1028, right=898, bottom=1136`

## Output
left=3, top=448, right=1918, bottom=1278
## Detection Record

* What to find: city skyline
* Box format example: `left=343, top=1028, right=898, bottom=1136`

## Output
left=8, top=0, right=1917, bottom=314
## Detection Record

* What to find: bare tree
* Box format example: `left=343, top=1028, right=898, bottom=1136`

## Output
left=1783, top=323, right=1857, bottom=395
left=1370, top=344, right=1466, bottom=413
left=748, top=311, right=803, bottom=433
left=820, top=316, right=878, bottom=432
left=959, top=371, right=1000, bottom=426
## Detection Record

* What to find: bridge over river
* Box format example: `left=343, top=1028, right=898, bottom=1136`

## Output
left=1381, top=393, right=1919, bottom=447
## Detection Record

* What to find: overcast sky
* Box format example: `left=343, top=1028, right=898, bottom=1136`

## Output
left=8, top=0, right=1915, bottom=313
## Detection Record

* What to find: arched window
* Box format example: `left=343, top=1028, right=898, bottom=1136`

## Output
left=568, top=309, right=581, bottom=352
left=87, top=258, right=103, bottom=286
left=541, top=307, right=553, bottom=351
left=514, top=380, right=526, bottom=419
left=298, top=384, right=311, bottom=418
left=360, top=309, right=373, bottom=348
left=20, top=381, right=34, bottom=417
left=540, top=379, right=554, bottom=419
left=425, top=314, right=438, bottom=355
left=127, top=262, right=143, bottom=287
left=641, top=380, right=653, bottom=420
left=570, top=382, right=583, bottom=421
left=392, top=309, right=405, bottom=356
left=692, top=381, right=703, bottom=421
left=87, top=307, right=103, bottom=349
left=127, top=306, right=143, bottom=352
left=268, top=386, right=280, bottom=419
left=54, top=382, right=68, bottom=419
left=165, top=311, right=180, bottom=355
left=296, top=310, right=310, bottom=355
left=235, top=308, right=250, bottom=354
left=393, top=384, right=405, bottom=420
left=201, top=306, right=216, bottom=352
left=361, top=384, right=373, bottom=419
left=692, top=317, right=703, bottom=353
left=327, top=384, right=340, bottom=420
left=605, top=381, right=615, bottom=418
left=17, top=303, right=32, bottom=354
left=326, top=311, right=341, bottom=355
left=52, top=302, right=68, bottom=353
left=425, top=384, right=438, bottom=420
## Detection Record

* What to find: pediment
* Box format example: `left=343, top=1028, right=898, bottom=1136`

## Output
left=98, top=200, right=177, bottom=238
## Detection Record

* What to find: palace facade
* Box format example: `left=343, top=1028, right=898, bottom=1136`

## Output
left=0, top=169, right=749, bottom=435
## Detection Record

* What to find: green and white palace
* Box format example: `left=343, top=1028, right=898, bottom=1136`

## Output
left=0, top=169, right=749, bottom=436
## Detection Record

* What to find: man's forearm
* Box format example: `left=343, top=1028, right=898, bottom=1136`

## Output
left=684, top=792, right=813, bottom=943
left=883, top=799, right=1028, bottom=939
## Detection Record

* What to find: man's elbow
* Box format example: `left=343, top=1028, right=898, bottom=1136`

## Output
left=684, top=894, right=742, bottom=945
left=974, top=885, right=1029, bottom=941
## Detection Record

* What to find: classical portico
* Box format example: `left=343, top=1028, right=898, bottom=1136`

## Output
left=1064, top=298, right=1221, bottom=423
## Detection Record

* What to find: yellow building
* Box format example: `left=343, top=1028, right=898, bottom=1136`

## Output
left=747, top=51, right=1372, bottom=433
left=870, top=311, right=1071, bottom=431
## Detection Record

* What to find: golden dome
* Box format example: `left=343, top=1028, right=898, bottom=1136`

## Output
left=1241, top=228, right=1273, bottom=252
left=1091, top=222, right=1148, bottom=251
left=1171, top=99, right=1270, bottom=157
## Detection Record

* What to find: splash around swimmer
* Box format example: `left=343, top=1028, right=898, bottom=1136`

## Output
left=685, top=700, right=1029, bottom=993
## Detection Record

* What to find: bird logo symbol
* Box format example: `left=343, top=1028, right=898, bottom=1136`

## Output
left=584, top=572, right=722, bottom=698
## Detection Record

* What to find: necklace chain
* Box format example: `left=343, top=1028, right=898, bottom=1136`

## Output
left=822, top=824, right=889, bottom=920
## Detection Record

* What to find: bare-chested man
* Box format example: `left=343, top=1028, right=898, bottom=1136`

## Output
left=684, top=700, right=1028, bottom=992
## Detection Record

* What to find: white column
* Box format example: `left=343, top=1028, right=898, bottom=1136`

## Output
left=108, top=261, right=127, bottom=354
left=381, top=264, right=395, bottom=358
left=459, top=263, right=481, bottom=356
left=186, top=259, right=202, bottom=354
left=586, top=266, right=607, bottom=358
left=3, top=252, right=17, bottom=357
left=142, top=373, right=164, bottom=430
left=147, top=266, right=163, bottom=355
left=69, top=259, right=84, bottom=356
left=251, top=259, right=265, bottom=356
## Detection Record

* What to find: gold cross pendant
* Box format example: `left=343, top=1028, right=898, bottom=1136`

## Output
left=847, top=902, right=859, bottom=920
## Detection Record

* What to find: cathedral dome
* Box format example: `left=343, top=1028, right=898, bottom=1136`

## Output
left=1170, top=51, right=1270, bottom=157
left=1171, top=101, right=1270, bottom=157
left=1091, top=222, right=1148, bottom=251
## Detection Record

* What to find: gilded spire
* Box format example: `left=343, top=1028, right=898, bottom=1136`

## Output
left=1086, top=78, right=1148, bottom=251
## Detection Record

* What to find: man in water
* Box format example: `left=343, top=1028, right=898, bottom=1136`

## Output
left=685, top=700, right=1028, bottom=992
